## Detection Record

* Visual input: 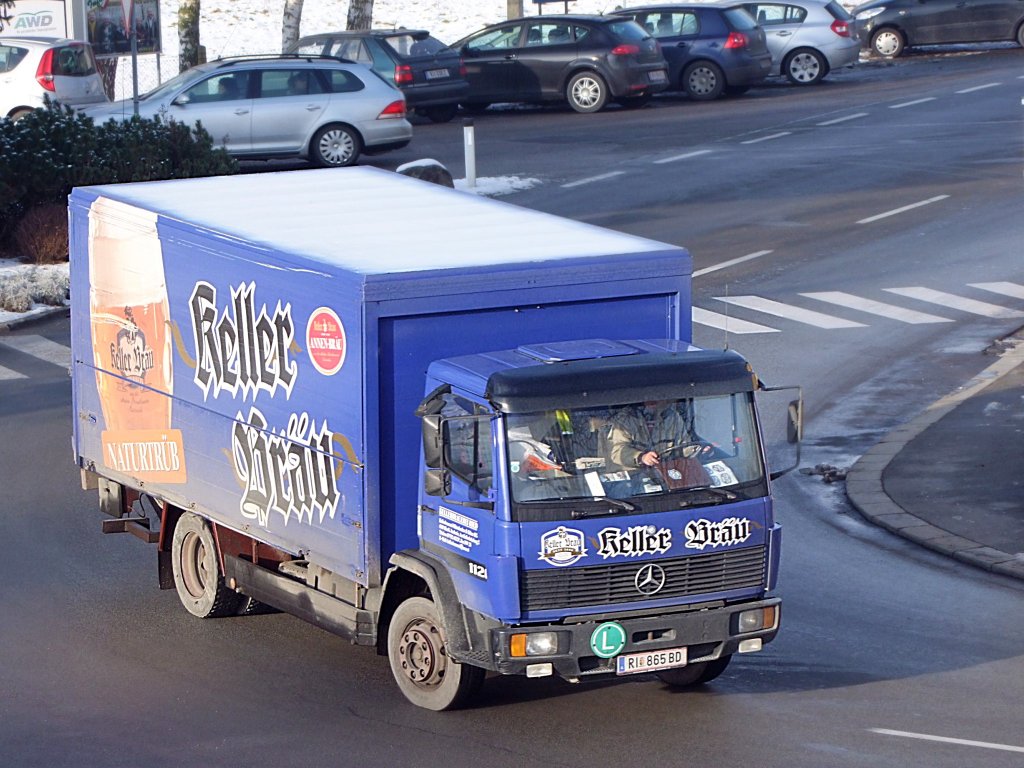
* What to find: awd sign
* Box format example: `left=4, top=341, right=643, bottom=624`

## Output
left=11, top=2, right=66, bottom=36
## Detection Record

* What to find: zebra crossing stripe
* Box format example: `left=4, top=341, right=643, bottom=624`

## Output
left=969, top=282, right=1024, bottom=301
left=0, top=335, right=72, bottom=370
left=884, top=287, right=1024, bottom=319
left=692, top=307, right=779, bottom=334
left=800, top=291, right=952, bottom=324
left=715, top=296, right=866, bottom=329
left=0, top=364, right=27, bottom=381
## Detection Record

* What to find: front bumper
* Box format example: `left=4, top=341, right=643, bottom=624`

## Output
left=487, top=597, right=780, bottom=679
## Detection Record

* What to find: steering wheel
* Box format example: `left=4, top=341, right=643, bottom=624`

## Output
left=655, top=441, right=708, bottom=460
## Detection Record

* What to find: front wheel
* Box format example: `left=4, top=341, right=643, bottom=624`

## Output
left=171, top=512, right=241, bottom=618
left=683, top=61, right=725, bottom=100
left=871, top=28, right=905, bottom=58
left=656, top=655, right=732, bottom=688
left=1016, top=22, right=1024, bottom=48
left=566, top=71, right=608, bottom=113
left=387, top=596, right=485, bottom=710
left=311, top=123, right=362, bottom=167
left=784, top=49, right=827, bottom=85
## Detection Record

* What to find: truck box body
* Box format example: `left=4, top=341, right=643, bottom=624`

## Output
left=69, top=167, right=693, bottom=589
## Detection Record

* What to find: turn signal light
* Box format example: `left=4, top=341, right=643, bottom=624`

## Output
left=36, top=49, right=56, bottom=92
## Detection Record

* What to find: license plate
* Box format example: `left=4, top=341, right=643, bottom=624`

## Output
left=616, top=646, right=687, bottom=676
left=648, top=69, right=667, bottom=83
left=425, top=68, right=449, bottom=80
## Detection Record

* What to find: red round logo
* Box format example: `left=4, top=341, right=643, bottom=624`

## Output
left=306, top=307, right=346, bottom=375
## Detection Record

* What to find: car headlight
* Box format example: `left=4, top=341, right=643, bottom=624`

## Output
left=855, top=7, right=886, bottom=20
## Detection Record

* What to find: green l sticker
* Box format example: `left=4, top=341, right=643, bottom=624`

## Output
left=590, top=621, right=627, bottom=658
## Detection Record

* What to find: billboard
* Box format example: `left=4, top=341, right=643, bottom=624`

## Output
left=6, top=0, right=68, bottom=36
left=85, top=0, right=160, bottom=56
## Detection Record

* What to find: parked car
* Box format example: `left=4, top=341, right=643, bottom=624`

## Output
left=612, top=4, right=772, bottom=100
left=84, top=55, right=411, bottom=167
left=451, top=15, right=669, bottom=113
left=0, top=36, right=109, bottom=121
left=286, top=29, right=468, bottom=123
left=741, top=0, right=859, bottom=84
left=853, top=0, right=1024, bottom=58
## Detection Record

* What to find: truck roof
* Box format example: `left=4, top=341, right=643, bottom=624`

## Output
left=73, top=167, right=684, bottom=277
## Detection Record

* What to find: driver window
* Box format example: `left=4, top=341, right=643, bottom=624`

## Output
left=185, top=72, right=250, bottom=103
left=442, top=395, right=493, bottom=496
left=465, top=24, right=524, bottom=51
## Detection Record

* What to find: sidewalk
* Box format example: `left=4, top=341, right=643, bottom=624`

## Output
left=846, top=333, right=1024, bottom=581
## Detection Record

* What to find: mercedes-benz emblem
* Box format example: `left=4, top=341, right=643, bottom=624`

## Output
left=634, top=563, right=666, bottom=595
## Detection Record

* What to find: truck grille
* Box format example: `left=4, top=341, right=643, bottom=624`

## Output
left=519, top=545, right=766, bottom=613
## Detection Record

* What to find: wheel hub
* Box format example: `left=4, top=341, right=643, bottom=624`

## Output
left=397, top=620, right=447, bottom=687
left=573, top=79, right=600, bottom=108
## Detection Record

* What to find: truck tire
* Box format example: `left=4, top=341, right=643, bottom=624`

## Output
left=656, top=654, right=731, bottom=688
left=387, top=596, right=484, bottom=710
left=171, top=513, right=241, bottom=618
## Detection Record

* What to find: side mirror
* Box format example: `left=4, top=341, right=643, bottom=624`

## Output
left=787, top=398, right=803, bottom=444
left=172, top=94, right=190, bottom=106
left=424, top=468, right=451, bottom=497
left=422, top=414, right=443, bottom=469
left=756, top=384, right=803, bottom=480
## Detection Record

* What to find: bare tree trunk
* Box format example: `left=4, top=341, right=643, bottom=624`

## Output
left=282, top=0, right=304, bottom=52
left=346, top=0, right=374, bottom=31
left=178, top=0, right=202, bottom=73
left=507, top=0, right=524, bottom=19
left=0, top=0, right=14, bottom=33
left=95, top=59, right=119, bottom=100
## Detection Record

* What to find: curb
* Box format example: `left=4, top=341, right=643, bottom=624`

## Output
left=0, top=305, right=69, bottom=334
left=845, top=336, right=1024, bottom=582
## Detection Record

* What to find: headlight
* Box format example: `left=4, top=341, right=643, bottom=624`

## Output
left=510, top=631, right=559, bottom=657
left=855, top=7, right=886, bottom=20
left=737, top=606, right=778, bottom=633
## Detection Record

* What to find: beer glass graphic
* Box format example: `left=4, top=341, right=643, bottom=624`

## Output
left=88, top=197, right=172, bottom=433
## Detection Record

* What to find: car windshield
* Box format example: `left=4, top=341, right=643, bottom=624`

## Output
left=141, top=67, right=209, bottom=101
left=505, top=393, right=765, bottom=510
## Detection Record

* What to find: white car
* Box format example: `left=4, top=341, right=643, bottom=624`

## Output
left=0, top=36, right=109, bottom=120
left=85, top=55, right=413, bottom=167
left=742, top=0, right=861, bottom=84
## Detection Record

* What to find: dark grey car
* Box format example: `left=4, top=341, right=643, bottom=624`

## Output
left=452, top=15, right=669, bottom=113
left=612, top=4, right=772, bottom=99
left=853, top=0, right=1024, bottom=57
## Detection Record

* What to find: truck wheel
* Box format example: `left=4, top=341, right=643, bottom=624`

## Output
left=171, top=512, right=241, bottom=618
left=656, top=654, right=731, bottom=688
left=387, top=596, right=484, bottom=710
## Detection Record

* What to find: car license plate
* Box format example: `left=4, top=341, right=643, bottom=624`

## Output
left=425, top=68, right=449, bottom=80
left=616, top=646, right=687, bottom=676
left=648, top=69, right=667, bottom=83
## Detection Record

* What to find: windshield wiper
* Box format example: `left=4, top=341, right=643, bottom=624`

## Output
left=668, top=486, right=738, bottom=506
left=570, top=496, right=637, bottom=518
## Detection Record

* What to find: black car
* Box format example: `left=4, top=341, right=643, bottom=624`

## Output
left=853, top=0, right=1024, bottom=57
left=451, top=15, right=669, bottom=113
left=288, top=29, right=468, bottom=122
left=612, top=4, right=772, bottom=99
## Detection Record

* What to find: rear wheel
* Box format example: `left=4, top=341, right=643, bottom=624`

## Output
left=387, top=596, right=484, bottom=710
left=784, top=48, right=827, bottom=85
left=566, top=71, right=608, bottom=113
left=9, top=108, right=32, bottom=122
left=871, top=28, right=905, bottom=58
left=683, top=61, right=725, bottom=100
left=656, top=655, right=732, bottom=688
left=171, top=513, right=241, bottom=618
left=1016, top=22, right=1024, bottom=47
left=311, top=123, right=362, bottom=167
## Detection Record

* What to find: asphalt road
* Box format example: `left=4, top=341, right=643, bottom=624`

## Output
left=2, top=47, right=1024, bottom=767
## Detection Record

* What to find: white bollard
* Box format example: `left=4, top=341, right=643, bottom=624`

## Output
left=463, top=118, right=476, bottom=189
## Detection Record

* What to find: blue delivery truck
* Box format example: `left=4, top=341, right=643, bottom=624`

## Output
left=69, top=167, right=800, bottom=710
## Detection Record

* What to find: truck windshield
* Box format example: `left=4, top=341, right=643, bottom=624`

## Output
left=505, top=393, right=765, bottom=515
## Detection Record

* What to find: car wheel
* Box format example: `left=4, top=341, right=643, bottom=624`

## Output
left=683, top=61, right=725, bottom=101
left=424, top=104, right=458, bottom=123
left=1016, top=22, right=1024, bottom=48
left=784, top=49, right=827, bottom=85
left=311, top=123, right=362, bottom=167
left=9, top=108, right=32, bottom=122
left=566, top=71, right=608, bottom=113
left=616, top=94, right=651, bottom=109
left=871, top=28, right=905, bottom=58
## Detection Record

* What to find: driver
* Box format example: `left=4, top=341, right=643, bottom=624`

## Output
left=608, top=399, right=706, bottom=468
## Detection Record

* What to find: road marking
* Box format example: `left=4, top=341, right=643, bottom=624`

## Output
left=0, top=334, right=72, bottom=369
left=856, top=195, right=950, bottom=224
left=955, top=82, right=1001, bottom=94
left=885, top=287, right=1024, bottom=318
left=0, top=364, right=28, bottom=381
left=560, top=171, right=626, bottom=189
left=871, top=728, right=1024, bottom=755
left=970, top=281, right=1024, bottom=300
left=692, top=307, right=779, bottom=334
left=816, top=112, right=868, bottom=126
left=741, top=132, right=791, bottom=145
left=693, top=250, right=773, bottom=278
left=801, top=291, right=952, bottom=324
left=715, top=296, right=866, bottom=329
left=654, top=149, right=713, bottom=165
left=890, top=97, right=936, bottom=109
